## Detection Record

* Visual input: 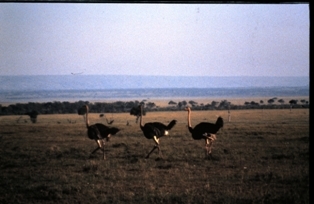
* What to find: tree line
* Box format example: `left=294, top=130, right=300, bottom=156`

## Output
left=0, top=98, right=309, bottom=117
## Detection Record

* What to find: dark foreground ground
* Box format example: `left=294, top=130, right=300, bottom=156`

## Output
left=0, top=109, right=309, bottom=203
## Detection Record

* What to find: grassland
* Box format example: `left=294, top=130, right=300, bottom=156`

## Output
left=0, top=108, right=309, bottom=203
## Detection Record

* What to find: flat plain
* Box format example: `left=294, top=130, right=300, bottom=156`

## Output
left=0, top=108, right=309, bottom=203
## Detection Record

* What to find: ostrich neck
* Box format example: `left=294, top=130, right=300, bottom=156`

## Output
left=85, top=105, right=90, bottom=128
left=140, top=106, right=144, bottom=128
left=187, top=110, right=192, bottom=128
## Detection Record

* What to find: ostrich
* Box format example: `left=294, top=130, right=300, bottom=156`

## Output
left=130, top=105, right=145, bottom=123
left=25, top=110, right=39, bottom=123
left=139, top=104, right=177, bottom=159
left=81, top=105, right=120, bottom=159
left=185, top=107, right=224, bottom=158
left=78, top=106, right=87, bottom=115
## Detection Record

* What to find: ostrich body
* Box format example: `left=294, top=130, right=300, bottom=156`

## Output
left=82, top=105, right=120, bottom=159
left=25, top=110, right=39, bottom=123
left=185, top=107, right=223, bottom=157
left=130, top=105, right=145, bottom=123
left=139, top=105, right=177, bottom=158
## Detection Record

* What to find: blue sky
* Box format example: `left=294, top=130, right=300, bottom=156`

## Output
left=0, top=3, right=309, bottom=77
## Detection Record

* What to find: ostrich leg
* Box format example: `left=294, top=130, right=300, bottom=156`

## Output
left=146, top=146, right=158, bottom=158
left=146, top=136, right=162, bottom=158
left=91, top=140, right=104, bottom=154
left=205, top=139, right=209, bottom=157
left=205, top=139, right=214, bottom=159
left=207, top=140, right=213, bottom=155
left=102, top=139, right=106, bottom=160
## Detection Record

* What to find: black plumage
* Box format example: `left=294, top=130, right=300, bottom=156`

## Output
left=141, top=121, right=177, bottom=140
left=139, top=105, right=177, bottom=158
left=81, top=105, right=120, bottom=159
left=25, top=110, right=39, bottom=123
left=188, top=121, right=223, bottom=140
left=185, top=107, right=223, bottom=157
left=87, top=123, right=119, bottom=141
left=77, top=106, right=87, bottom=115
left=130, top=105, right=145, bottom=123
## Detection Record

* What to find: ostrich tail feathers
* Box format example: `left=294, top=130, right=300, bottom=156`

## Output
left=216, top=117, right=224, bottom=128
left=167, top=120, right=177, bottom=130
left=109, top=127, right=120, bottom=135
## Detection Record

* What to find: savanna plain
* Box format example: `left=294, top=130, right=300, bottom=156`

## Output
left=0, top=108, right=309, bottom=203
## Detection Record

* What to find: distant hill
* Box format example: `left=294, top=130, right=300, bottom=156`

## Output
left=0, top=75, right=309, bottom=91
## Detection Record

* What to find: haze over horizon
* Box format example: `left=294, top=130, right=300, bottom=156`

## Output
left=0, top=75, right=309, bottom=92
left=0, top=3, right=309, bottom=78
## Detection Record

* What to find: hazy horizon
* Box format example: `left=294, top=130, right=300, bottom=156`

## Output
left=0, top=75, right=309, bottom=92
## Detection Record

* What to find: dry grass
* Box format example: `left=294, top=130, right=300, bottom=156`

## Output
left=0, top=109, right=309, bottom=203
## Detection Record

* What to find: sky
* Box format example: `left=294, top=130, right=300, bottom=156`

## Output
left=0, top=3, right=309, bottom=77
